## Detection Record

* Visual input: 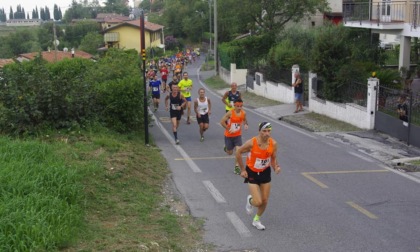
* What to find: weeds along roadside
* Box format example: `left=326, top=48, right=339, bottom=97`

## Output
left=0, top=128, right=208, bottom=251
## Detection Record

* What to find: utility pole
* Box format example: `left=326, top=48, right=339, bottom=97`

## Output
left=53, top=21, right=57, bottom=62
left=214, top=0, right=218, bottom=75
left=140, top=10, right=149, bottom=146
left=209, top=0, right=212, bottom=56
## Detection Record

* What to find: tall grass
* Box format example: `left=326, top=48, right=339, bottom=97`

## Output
left=0, top=137, right=84, bottom=251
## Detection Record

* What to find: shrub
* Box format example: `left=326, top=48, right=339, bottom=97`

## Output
left=0, top=49, right=147, bottom=134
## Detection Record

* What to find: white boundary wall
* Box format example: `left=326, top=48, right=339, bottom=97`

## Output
left=219, top=63, right=249, bottom=85
left=219, top=64, right=379, bottom=129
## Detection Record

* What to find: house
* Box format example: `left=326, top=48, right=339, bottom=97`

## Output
left=96, top=13, right=132, bottom=30
left=6, top=19, right=42, bottom=27
left=17, top=50, right=93, bottom=63
left=343, top=0, right=419, bottom=71
left=103, top=19, right=165, bottom=52
left=0, top=59, right=15, bottom=68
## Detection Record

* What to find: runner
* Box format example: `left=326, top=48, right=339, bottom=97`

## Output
left=194, top=88, right=212, bottom=142
left=160, top=64, right=169, bottom=92
left=178, top=72, right=193, bottom=124
left=235, top=122, right=281, bottom=230
left=165, top=85, right=187, bottom=144
left=167, top=75, right=179, bottom=93
left=220, top=98, right=248, bottom=174
left=148, top=75, right=162, bottom=112
left=222, top=82, right=242, bottom=112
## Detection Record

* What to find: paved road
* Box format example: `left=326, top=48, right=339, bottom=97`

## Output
left=149, top=57, right=420, bottom=252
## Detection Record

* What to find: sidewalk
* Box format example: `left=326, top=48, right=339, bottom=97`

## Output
left=199, top=69, right=420, bottom=174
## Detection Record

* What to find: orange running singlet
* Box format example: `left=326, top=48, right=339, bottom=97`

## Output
left=246, top=137, right=274, bottom=172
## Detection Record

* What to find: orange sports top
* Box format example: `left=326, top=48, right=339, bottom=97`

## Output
left=224, top=110, right=245, bottom=137
left=246, top=137, right=274, bottom=172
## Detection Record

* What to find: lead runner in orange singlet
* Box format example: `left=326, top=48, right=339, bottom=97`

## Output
left=235, top=122, right=281, bottom=230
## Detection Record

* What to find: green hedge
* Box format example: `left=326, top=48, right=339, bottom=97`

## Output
left=0, top=49, right=146, bottom=134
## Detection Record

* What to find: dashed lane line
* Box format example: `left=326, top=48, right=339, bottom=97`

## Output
left=226, top=212, right=252, bottom=238
left=152, top=112, right=202, bottom=173
left=203, top=180, right=226, bottom=203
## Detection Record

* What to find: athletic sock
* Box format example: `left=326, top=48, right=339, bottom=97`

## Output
left=253, top=214, right=260, bottom=222
left=173, top=132, right=178, bottom=139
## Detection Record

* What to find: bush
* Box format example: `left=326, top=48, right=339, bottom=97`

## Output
left=0, top=49, right=147, bottom=134
left=95, top=76, right=144, bottom=132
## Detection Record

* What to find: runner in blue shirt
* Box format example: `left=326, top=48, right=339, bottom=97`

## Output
left=149, top=75, right=162, bottom=112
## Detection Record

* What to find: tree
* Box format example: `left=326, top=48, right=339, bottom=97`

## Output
left=0, top=8, right=6, bottom=22
left=54, top=4, right=60, bottom=20
left=1, top=29, right=37, bottom=56
left=225, top=0, right=329, bottom=35
left=9, top=7, right=13, bottom=19
left=103, top=0, right=129, bottom=16
left=45, top=6, right=51, bottom=20
left=63, top=0, right=98, bottom=22
left=79, top=32, right=104, bottom=54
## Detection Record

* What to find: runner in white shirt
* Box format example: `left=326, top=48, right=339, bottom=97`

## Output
left=194, top=88, right=212, bottom=142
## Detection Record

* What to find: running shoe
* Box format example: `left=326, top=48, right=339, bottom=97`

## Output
left=223, top=146, right=227, bottom=153
left=246, top=195, right=253, bottom=215
left=175, top=139, right=180, bottom=145
left=252, top=220, right=266, bottom=230
left=200, top=136, right=204, bottom=142
left=234, top=166, right=241, bottom=175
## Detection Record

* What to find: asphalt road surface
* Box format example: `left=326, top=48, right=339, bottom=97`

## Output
left=149, top=57, right=420, bottom=252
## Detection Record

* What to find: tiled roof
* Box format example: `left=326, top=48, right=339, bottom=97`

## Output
left=18, top=50, right=93, bottom=63
left=0, top=59, right=14, bottom=68
left=96, top=13, right=131, bottom=23
left=104, top=19, right=164, bottom=32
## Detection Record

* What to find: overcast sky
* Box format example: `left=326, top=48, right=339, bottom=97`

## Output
left=1, top=1, right=72, bottom=17
left=1, top=1, right=135, bottom=17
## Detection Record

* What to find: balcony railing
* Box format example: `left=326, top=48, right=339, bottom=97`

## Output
left=343, top=1, right=409, bottom=26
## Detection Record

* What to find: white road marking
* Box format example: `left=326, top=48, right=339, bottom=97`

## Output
left=203, top=180, right=226, bottom=203
left=379, top=164, right=420, bottom=184
left=152, top=113, right=202, bottom=173
left=349, top=151, right=374, bottom=162
left=226, top=212, right=252, bottom=238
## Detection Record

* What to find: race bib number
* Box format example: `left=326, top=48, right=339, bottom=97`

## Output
left=253, top=157, right=271, bottom=170
left=200, top=107, right=207, bottom=113
left=171, top=104, right=180, bottom=110
left=152, top=87, right=159, bottom=92
left=229, top=123, right=241, bottom=133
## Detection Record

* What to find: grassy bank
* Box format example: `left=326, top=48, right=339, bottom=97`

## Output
left=0, top=128, right=206, bottom=251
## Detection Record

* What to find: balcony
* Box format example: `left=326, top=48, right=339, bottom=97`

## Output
left=343, top=1, right=420, bottom=30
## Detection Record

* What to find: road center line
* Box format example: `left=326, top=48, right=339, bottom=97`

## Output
left=226, top=212, right=252, bottom=238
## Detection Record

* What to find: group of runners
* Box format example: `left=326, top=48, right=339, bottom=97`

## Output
left=148, top=53, right=281, bottom=231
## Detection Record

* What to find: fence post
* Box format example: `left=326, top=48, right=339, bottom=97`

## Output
left=308, top=72, right=317, bottom=110
left=292, top=64, right=300, bottom=102
left=367, top=77, right=379, bottom=129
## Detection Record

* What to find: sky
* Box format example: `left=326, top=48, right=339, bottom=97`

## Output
left=1, top=1, right=73, bottom=17
left=1, top=1, right=135, bottom=18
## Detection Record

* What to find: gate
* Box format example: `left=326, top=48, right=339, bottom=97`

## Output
left=375, top=86, right=420, bottom=147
